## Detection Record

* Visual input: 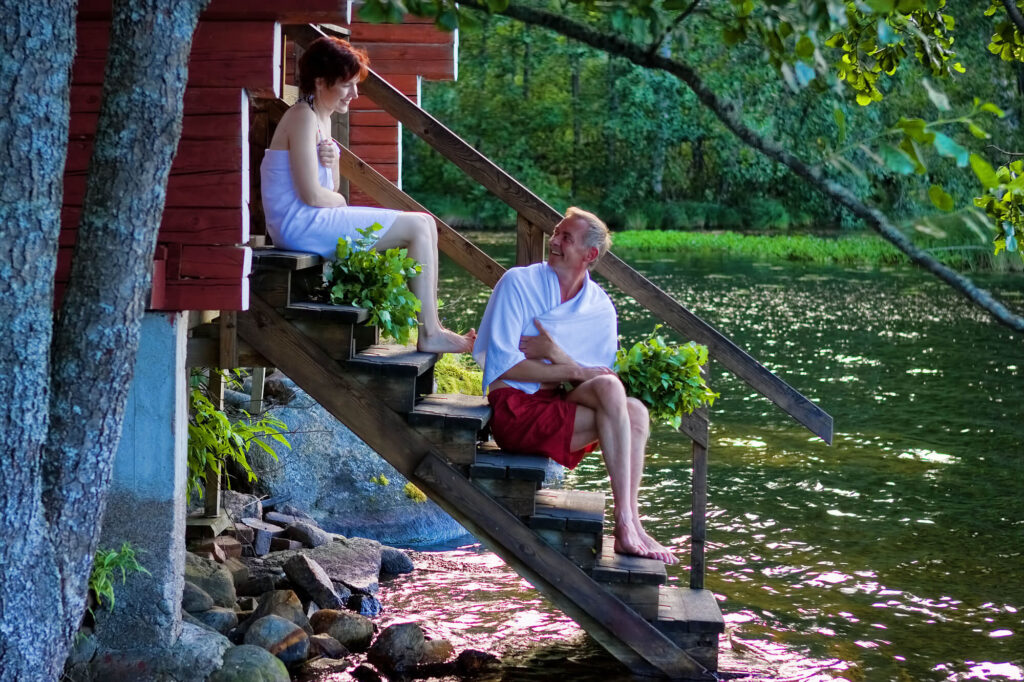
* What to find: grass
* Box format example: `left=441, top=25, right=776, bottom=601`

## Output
left=434, top=352, right=483, bottom=395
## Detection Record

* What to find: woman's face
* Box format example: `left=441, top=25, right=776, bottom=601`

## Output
left=317, top=75, right=359, bottom=114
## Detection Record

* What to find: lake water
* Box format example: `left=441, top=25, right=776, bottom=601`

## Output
left=374, top=234, right=1024, bottom=682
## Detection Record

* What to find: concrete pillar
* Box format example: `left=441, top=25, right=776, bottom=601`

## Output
left=94, top=311, right=188, bottom=649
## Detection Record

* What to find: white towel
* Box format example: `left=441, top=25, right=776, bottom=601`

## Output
left=473, top=262, right=617, bottom=394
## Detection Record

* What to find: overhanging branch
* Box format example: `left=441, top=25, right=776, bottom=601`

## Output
left=1001, top=0, right=1024, bottom=35
left=460, top=0, right=1024, bottom=333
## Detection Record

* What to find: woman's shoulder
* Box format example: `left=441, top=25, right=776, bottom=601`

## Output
left=271, top=103, right=315, bottom=150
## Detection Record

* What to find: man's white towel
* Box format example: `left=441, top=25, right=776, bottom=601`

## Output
left=473, top=262, right=618, bottom=395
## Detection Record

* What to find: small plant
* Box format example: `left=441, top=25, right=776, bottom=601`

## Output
left=614, top=326, right=719, bottom=429
left=187, top=370, right=290, bottom=504
left=326, top=223, right=422, bottom=344
left=370, top=474, right=390, bottom=486
left=404, top=482, right=427, bottom=503
left=89, top=542, right=150, bottom=613
left=434, top=352, right=483, bottom=395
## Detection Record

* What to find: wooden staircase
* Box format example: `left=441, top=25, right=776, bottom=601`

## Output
left=225, top=249, right=725, bottom=680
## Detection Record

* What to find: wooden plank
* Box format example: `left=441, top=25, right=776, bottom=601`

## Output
left=349, top=23, right=455, bottom=44
left=161, top=277, right=249, bottom=312
left=364, top=59, right=452, bottom=80
left=219, top=311, right=239, bottom=370
left=594, top=537, right=667, bottom=586
left=530, top=489, right=605, bottom=533
left=76, top=0, right=347, bottom=21
left=350, top=110, right=400, bottom=127
left=283, top=301, right=368, bottom=325
left=205, top=370, right=226, bottom=516
left=251, top=248, right=322, bottom=271
left=516, top=214, right=545, bottom=266
left=63, top=171, right=244, bottom=209
left=179, top=245, right=252, bottom=279
left=690, top=406, right=708, bottom=591
left=336, top=146, right=505, bottom=288
left=346, top=143, right=399, bottom=164
left=349, top=125, right=399, bottom=145
left=348, top=344, right=437, bottom=378
left=678, top=409, right=709, bottom=449
left=71, top=85, right=243, bottom=117
left=656, top=588, right=725, bottom=634
left=250, top=366, right=267, bottom=413
left=358, top=43, right=453, bottom=64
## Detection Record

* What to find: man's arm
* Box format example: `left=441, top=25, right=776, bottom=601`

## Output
left=501, top=321, right=613, bottom=384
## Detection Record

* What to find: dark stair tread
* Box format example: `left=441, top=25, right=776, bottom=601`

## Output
left=591, top=536, right=667, bottom=585
left=252, top=248, right=323, bottom=271
left=408, top=394, right=491, bottom=431
left=470, top=451, right=550, bottom=483
left=655, top=587, right=725, bottom=634
left=348, top=344, right=438, bottom=377
left=283, top=301, right=369, bottom=324
left=528, top=489, right=605, bottom=533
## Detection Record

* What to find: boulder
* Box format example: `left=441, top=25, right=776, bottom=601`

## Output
left=240, top=518, right=285, bottom=556
left=457, top=649, right=501, bottom=675
left=283, top=555, right=345, bottom=610
left=278, top=504, right=314, bottom=521
left=182, top=580, right=215, bottom=613
left=236, top=590, right=312, bottom=638
left=182, top=610, right=219, bottom=634
left=420, top=639, right=455, bottom=665
left=309, top=609, right=374, bottom=651
left=209, top=644, right=289, bottom=682
left=255, top=537, right=382, bottom=595
left=287, top=521, right=330, bottom=548
left=185, top=553, right=236, bottom=608
left=367, top=622, right=425, bottom=673
left=350, top=664, right=384, bottom=682
left=309, top=633, right=350, bottom=659
left=246, top=385, right=466, bottom=545
left=301, top=657, right=351, bottom=675
left=221, top=491, right=263, bottom=523
left=237, top=574, right=278, bottom=598
left=347, top=593, right=382, bottom=618
left=244, top=615, right=310, bottom=666
left=192, top=607, right=239, bottom=635
left=379, top=546, right=414, bottom=575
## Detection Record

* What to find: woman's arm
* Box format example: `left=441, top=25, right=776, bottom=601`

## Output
left=287, top=107, right=347, bottom=208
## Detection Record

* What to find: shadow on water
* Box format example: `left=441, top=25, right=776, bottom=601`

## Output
left=317, top=234, right=1023, bottom=681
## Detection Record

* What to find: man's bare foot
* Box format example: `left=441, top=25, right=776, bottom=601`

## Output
left=417, top=328, right=475, bottom=354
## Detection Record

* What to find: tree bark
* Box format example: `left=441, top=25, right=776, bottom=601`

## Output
left=1000, top=0, right=1024, bottom=35
left=461, top=0, right=1024, bottom=333
left=0, top=0, right=207, bottom=678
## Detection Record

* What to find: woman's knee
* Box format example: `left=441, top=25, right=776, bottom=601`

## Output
left=626, top=397, right=649, bottom=435
left=404, top=212, right=436, bottom=246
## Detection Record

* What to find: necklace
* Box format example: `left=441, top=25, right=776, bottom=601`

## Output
left=306, top=94, right=328, bottom=144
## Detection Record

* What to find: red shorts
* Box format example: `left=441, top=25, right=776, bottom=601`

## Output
left=487, top=387, right=596, bottom=469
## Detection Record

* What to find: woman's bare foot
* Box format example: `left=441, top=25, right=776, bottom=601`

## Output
left=614, top=523, right=678, bottom=564
left=417, top=328, right=476, bottom=354
left=636, top=526, right=678, bottom=565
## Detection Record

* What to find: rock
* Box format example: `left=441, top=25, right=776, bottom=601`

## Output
left=244, top=614, right=310, bottom=666
left=192, top=607, right=239, bottom=635
left=182, top=580, right=215, bottom=613
left=241, top=518, right=285, bottom=556
left=420, top=639, right=455, bottom=665
left=221, top=557, right=249, bottom=587
left=278, top=504, right=314, bottom=521
left=331, top=582, right=353, bottom=604
left=254, top=537, right=382, bottom=595
left=237, top=574, right=278, bottom=598
left=185, top=553, right=237, bottom=608
left=457, top=649, right=500, bottom=675
left=209, top=644, right=290, bottom=682
left=284, top=555, right=345, bottom=610
left=379, top=546, right=414, bottom=575
left=221, top=491, right=263, bottom=523
left=264, top=511, right=301, bottom=526
left=236, top=590, right=312, bottom=638
left=309, top=633, right=350, bottom=659
left=301, top=657, right=351, bottom=675
left=183, top=610, right=219, bottom=634
left=237, top=596, right=258, bottom=611
left=367, top=622, right=425, bottom=673
left=347, top=593, right=382, bottom=617
left=247, top=389, right=466, bottom=545
left=287, top=521, right=330, bottom=548
left=270, top=537, right=303, bottom=552
left=350, top=664, right=384, bottom=682
left=309, top=609, right=374, bottom=651
left=226, top=523, right=255, bottom=547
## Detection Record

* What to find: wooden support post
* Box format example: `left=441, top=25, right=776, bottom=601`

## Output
left=516, top=213, right=545, bottom=266
left=690, top=366, right=711, bottom=590
left=249, top=366, right=267, bottom=414
left=333, top=111, right=349, bottom=201
left=219, top=311, right=238, bottom=371
left=204, top=369, right=225, bottom=518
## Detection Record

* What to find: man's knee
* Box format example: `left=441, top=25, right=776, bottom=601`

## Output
left=584, top=374, right=627, bottom=409
left=626, top=397, right=649, bottom=434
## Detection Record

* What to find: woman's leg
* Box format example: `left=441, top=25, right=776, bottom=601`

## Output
left=373, top=212, right=474, bottom=353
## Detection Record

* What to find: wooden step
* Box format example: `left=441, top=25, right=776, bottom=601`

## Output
left=251, top=248, right=323, bottom=271
left=347, top=344, right=437, bottom=413
left=407, top=394, right=490, bottom=465
left=251, top=248, right=325, bottom=308
left=528, top=489, right=604, bottom=571
left=469, top=451, right=548, bottom=517
left=283, top=302, right=377, bottom=361
left=654, top=587, right=724, bottom=671
left=592, top=536, right=667, bottom=619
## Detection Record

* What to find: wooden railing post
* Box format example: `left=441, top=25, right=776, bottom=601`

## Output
left=690, top=367, right=710, bottom=590
left=203, top=369, right=225, bottom=518
left=516, top=213, right=545, bottom=266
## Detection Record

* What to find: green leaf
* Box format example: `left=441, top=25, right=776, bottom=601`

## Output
left=357, top=0, right=388, bottom=23
left=865, top=0, right=895, bottom=12
left=795, top=35, right=815, bottom=59
left=833, top=108, right=847, bottom=143
left=979, top=102, right=1005, bottom=118
left=928, top=185, right=955, bottom=212
left=931, top=132, right=969, bottom=167
left=922, top=78, right=951, bottom=112
left=965, top=122, right=990, bottom=140
left=970, top=153, right=999, bottom=189
left=880, top=144, right=917, bottom=174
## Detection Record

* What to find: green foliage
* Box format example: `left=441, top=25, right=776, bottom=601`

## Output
left=986, top=0, right=1024, bottom=62
left=974, top=158, right=1024, bottom=261
left=326, top=224, right=422, bottom=344
left=434, top=352, right=484, bottom=395
left=614, top=327, right=718, bottom=430
left=187, top=371, right=289, bottom=504
left=404, top=482, right=428, bottom=502
left=89, top=542, right=150, bottom=613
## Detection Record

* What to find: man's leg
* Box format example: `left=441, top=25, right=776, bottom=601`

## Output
left=625, top=398, right=677, bottom=563
left=568, top=376, right=676, bottom=563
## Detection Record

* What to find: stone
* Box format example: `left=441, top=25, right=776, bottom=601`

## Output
left=244, top=615, right=310, bottom=666
left=270, top=537, right=303, bottom=552
left=278, top=504, right=314, bottom=521
left=182, top=580, right=215, bottom=613
left=457, top=649, right=500, bottom=674
left=367, top=622, right=425, bottom=673
left=420, top=639, right=455, bottom=665
left=331, top=582, right=353, bottom=604
left=185, top=552, right=237, bottom=608
left=254, top=536, right=382, bottom=595
left=221, top=491, right=263, bottom=523
left=237, top=574, right=278, bottom=598
left=222, top=557, right=249, bottom=587
left=192, top=607, right=239, bottom=635
left=309, top=633, right=350, bottom=659
left=309, top=609, right=374, bottom=652
left=241, top=518, right=285, bottom=556
left=264, top=511, right=302, bottom=526
left=347, top=593, right=383, bottom=618
left=301, top=657, right=351, bottom=675
left=350, top=664, right=384, bottom=682
left=246, top=387, right=466, bottom=545
left=209, top=644, right=289, bottom=682
left=379, top=546, right=414, bottom=575
left=284, top=554, right=345, bottom=610
left=237, top=596, right=258, bottom=611
left=183, top=609, right=219, bottom=634
left=287, top=521, right=330, bottom=548
left=226, top=523, right=255, bottom=547
left=236, top=590, right=312, bottom=638
left=79, top=623, right=231, bottom=682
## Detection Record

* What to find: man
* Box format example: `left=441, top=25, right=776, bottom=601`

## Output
left=473, top=207, right=677, bottom=564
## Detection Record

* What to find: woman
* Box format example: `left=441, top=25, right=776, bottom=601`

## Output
left=261, top=36, right=474, bottom=354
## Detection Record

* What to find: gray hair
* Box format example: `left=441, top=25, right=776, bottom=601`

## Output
left=565, top=206, right=611, bottom=270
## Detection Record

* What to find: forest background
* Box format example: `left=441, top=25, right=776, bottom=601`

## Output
left=401, top=6, right=1022, bottom=268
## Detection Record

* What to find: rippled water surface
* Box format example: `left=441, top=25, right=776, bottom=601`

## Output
left=324, top=234, right=1024, bottom=681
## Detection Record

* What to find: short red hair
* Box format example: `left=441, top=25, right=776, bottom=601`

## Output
left=298, top=37, right=370, bottom=95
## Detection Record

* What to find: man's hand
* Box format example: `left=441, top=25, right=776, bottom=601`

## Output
left=519, top=320, right=573, bottom=365
left=575, top=365, right=617, bottom=383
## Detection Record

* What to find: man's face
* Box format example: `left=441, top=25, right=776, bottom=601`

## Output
left=547, top=216, right=595, bottom=274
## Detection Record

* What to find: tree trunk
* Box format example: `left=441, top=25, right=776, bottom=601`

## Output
left=0, top=0, right=208, bottom=678
left=523, top=24, right=531, bottom=100
left=570, top=49, right=580, bottom=196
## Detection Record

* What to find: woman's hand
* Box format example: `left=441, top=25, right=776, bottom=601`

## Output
left=317, top=139, right=339, bottom=168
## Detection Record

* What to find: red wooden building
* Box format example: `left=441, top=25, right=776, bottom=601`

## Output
left=62, top=0, right=457, bottom=312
